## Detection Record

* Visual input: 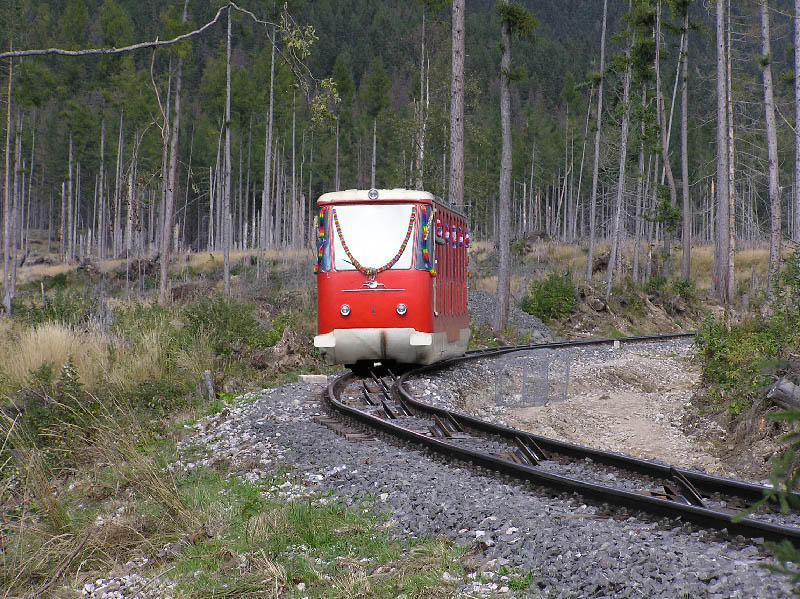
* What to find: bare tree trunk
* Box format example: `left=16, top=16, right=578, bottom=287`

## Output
left=97, top=118, right=105, bottom=258
left=275, top=138, right=283, bottom=247
left=245, top=117, right=252, bottom=249
left=586, top=0, right=608, bottom=281
left=495, top=8, right=512, bottom=332
left=714, top=0, right=731, bottom=303
left=371, top=117, right=377, bottom=189
left=60, top=182, right=66, bottom=260
left=66, top=132, right=74, bottom=263
left=2, top=50, right=12, bottom=314
left=634, top=85, right=647, bottom=284
left=334, top=118, right=340, bottom=192
left=726, top=0, right=735, bottom=303
left=576, top=85, right=593, bottom=240
left=307, top=131, right=315, bottom=246
left=796, top=0, right=800, bottom=243
left=223, top=8, right=232, bottom=295
left=11, top=111, right=20, bottom=298
left=113, top=112, right=124, bottom=258
left=125, top=137, right=137, bottom=294
left=760, top=0, right=781, bottom=297
left=262, top=31, right=275, bottom=250
left=605, top=28, right=633, bottom=303
left=655, top=1, right=678, bottom=279
left=26, top=108, right=35, bottom=256
left=48, top=192, right=52, bottom=253
left=449, top=0, right=465, bottom=206
left=560, top=106, right=569, bottom=242
left=680, top=9, right=691, bottom=281
left=159, top=6, right=186, bottom=305
left=528, top=144, right=535, bottom=231
left=238, top=135, right=243, bottom=249
left=415, top=10, right=426, bottom=190
left=291, top=91, right=297, bottom=248
left=159, top=60, right=173, bottom=255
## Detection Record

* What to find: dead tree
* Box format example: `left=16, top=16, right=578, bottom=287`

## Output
left=449, top=0, right=465, bottom=206
left=760, top=0, right=781, bottom=298
left=586, top=0, right=608, bottom=282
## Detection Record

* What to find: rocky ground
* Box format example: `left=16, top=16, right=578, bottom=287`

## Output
left=162, top=367, right=792, bottom=599
left=468, top=289, right=554, bottom=342
left=76, top=290, right=791, bottom=598
left=411, top=338, right=742, bottom=479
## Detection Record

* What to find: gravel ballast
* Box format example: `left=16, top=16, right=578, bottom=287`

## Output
left=468, top=289, right=554, bottom=342
left=175, top=369, right=793, bottom=599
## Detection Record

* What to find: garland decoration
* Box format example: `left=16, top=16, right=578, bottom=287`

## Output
left=314, top=207, right=326, bottom=274
left=332, top=207, right=416, bottom=277
left=420, top=205, right=436, bottom=277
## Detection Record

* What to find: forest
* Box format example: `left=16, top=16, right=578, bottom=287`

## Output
left=6, top=1, right=800, bottom=596
left=2, top=0, right=799, bottom=316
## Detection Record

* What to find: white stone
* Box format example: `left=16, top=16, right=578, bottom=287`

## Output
left=298, top=374, right=328, bottom=384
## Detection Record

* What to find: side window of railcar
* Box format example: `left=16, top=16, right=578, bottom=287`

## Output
left=416, top=204, right=435, bottom=272
left=315, top=207, right=331, bottom=273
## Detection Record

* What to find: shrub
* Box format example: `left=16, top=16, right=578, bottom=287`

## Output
left=181, top=295, right=288, bottom=356
left=671, top=279, right=697, bottom=302
left=521, top=271, right=577, bottom=322
left=645, top=275, right=667, bottom=294
left=12, top=290, right=94, bottom=326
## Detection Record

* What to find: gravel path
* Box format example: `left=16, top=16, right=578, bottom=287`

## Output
left=408, top=338, right=733, bottom=477
left=171, top=373, right=793, bottom=599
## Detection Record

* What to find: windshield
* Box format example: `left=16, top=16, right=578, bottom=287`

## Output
left=332, top=203, right=416, bottom=271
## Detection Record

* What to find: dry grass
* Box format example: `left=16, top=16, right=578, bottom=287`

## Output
left=104, top=329, right=169, bottom=393
left=520, top=241, right=781, bottom=294
left=3, top=323, right=111, bottom=391
left=0, top=402, right=198, bottom=596
left=173, top=331, right=216, bottom=381
left=185, top=249, right=310, bottom=272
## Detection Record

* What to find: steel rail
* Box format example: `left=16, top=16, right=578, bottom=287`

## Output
left=325, top=333, right=800, bottom=544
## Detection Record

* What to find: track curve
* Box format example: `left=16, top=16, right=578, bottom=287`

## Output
left=326, top=333, right=800, bottom=544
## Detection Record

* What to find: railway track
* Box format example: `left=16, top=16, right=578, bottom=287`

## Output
left=325, top=332, right=800, bottom=544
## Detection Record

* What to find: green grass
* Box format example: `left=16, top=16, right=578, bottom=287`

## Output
left=168, top=468, right=468, bottom=599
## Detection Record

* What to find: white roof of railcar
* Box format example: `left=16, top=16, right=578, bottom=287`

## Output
left=317, top=189, right=436, bottom=204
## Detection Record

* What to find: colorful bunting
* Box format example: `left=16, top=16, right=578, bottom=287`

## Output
left=332, top=207, right=416, bottom=277
left=420, top=205, right=436, bottom=276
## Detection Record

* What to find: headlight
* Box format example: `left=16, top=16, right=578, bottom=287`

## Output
left=340, top=304, right=351, bottom=316
left=396, top=303, right=407, bottom=316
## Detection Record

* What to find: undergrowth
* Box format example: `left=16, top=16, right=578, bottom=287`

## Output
left=0, top=256, right=474, bottom=597
left=695, top=249, right=800, bottom=590
left=520, top=270, right=577, bottom=322
left=695, top=251, right=800, bottom=417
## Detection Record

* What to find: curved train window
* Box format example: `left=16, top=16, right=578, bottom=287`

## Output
left=315, top=207, right=331, bottom=273
left=331, top=203, right=416, bottom=272
left=416, top=204, right=435, bottom=272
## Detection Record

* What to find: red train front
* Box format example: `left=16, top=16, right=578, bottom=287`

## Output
left=313, top=188, right=470, bottom=367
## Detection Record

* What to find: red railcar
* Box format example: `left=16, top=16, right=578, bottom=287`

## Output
left=313, top=188, right=470, bottom=367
